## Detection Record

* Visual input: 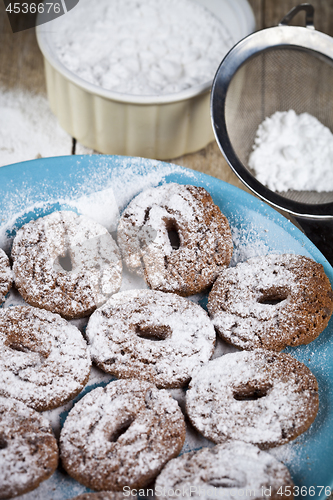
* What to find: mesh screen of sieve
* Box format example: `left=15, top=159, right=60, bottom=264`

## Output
left=224, top=47, right=333, bottom=205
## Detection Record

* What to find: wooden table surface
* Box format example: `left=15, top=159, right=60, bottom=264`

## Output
left=0, top=0, right=332, bottom=189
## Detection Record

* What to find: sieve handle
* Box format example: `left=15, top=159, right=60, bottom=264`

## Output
left=293, top=217, right=333, bottom=265
left=279, top=3, right=314, bottom=29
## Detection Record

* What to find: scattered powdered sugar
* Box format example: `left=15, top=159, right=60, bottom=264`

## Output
left=14, top=471, right=90, bottom=500
left=0, top=157, right=187, bottom=252
left=42, top=364, right=115, bottom=440
left=169, top=385, right=217, bottom=454
left=0, top=248, right=13, bottom=304
left=52, top=0, right=233, bottom=96
left=70, top=187, right=120, bottom=233
left=248, top=110, right=333, bottom=192
left=268, top=441, right=297, bottom=466
left=0, top=88, right=72, bottom=168
left=230, top=224, right=270, bottom=266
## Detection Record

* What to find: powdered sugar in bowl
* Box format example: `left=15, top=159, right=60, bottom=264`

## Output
left=36, top=0, right=254, bottom=159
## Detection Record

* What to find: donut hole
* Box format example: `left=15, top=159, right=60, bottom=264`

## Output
left=6, top=333, right=51, bottom=360
left=135, top=324, right=171, bottom=341
left=56, top=248, right=73, bottom=272
left=0, top=436, right=7, bottom=449
left=257, top=287, right=289, bottom=306
left=7, top=342, right=31, bottom=353
left=109, top=418, right=135, bottom=442
left=208, top=476, right=246, bottom=488
left=164, top=219, right=181, bottom=250
left=6, top=341, right=50, bottom=364
left=233, top=383, right=272, bottom=401
left=144, top=207, right=151, bottom=222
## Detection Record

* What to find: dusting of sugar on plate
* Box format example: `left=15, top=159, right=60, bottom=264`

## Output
left=1, top=157, right=332, bottom=498
left=0, top=158, right=188, bottom=251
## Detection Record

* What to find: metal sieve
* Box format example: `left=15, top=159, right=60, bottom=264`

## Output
left=211, top=3, right=333, bottom=264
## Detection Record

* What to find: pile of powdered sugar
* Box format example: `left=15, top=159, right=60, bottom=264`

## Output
left=52, top=0, right=233, bottom=96
left=248, top=110, right=333, bottom=192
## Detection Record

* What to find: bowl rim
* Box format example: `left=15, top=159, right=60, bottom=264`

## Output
left=36, top=0, right=255, bottom=106
left=36, top=25, right=214, bottom=105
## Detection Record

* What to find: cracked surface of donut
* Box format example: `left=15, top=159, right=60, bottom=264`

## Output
left=117, top=183, right=233, bottom=296
left=0, top=305, right=91, bottom=411
left=11, top=210, right=122, bottom=319
left=60, top=379, right=186, bottom=491
left=155, top=441, right=294, bottom=500
left=0, top=248, right=12, bottom=305
left=0, top=396, right=58, bottom=499
left=86, top=289, right=216, bottom=388
left=208, top=254, right=333, bottom=351
left=186, top=350, right=319, bottom=449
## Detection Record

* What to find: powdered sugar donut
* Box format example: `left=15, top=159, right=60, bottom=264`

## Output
left=12, top=210, right=122, bottom=319
left=0, top=306, right=91, bottom=411
left=0, top=248, right=12, bottom=305
left=186, top=350, right=319, bottom=449
left=60, top=379, right=186, bottom=491
left=208, top=254, right=333, bottom=351
left=86, top=289, right=215, bottom=388
left=155, top=441, right=294, bottom=500
left=117, top=183, right=233, bottom=296
left=0, top=396, right=58, bottom=499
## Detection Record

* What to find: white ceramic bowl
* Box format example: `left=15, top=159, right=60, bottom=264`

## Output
left=36, top=0, right=255, bottom=159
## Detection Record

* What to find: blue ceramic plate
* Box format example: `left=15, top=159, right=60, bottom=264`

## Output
left=0, top=155, right=332, bottom=500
